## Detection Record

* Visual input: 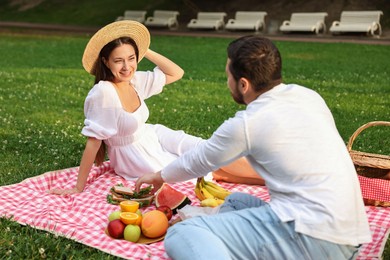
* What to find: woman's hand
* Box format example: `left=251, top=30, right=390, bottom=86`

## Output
left=48, top=137, right=101, bottom=196
left=48, top=187, right=82, bottom=195
left=135, top=171, right=165, bottom=194
left=144, top=49, right=184, bottom=85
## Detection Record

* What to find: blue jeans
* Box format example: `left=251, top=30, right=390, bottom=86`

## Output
left=165, top=192, right=359, bottom=260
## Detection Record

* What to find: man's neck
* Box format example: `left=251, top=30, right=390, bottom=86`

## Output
left=245, top=80, right=282, bottom=104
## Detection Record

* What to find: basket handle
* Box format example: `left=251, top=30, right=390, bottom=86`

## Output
left=347, top=121, right=390, bottom=152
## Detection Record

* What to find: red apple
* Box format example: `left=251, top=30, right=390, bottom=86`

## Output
left=107, top=219, right=126, bottom=239
left=156, top=205, right=173, bottom=221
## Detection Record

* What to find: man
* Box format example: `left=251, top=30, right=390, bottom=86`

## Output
left=135, top=36, right=371, bottom=259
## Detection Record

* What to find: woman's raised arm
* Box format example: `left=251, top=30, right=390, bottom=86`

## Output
left=144, top=49, right=184, bottom=85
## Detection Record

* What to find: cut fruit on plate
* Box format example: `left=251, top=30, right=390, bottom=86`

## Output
left=104, top=218, right=181, bottom=244
left=120, top=212, right=139, bottom=225
left=120, top=200, right=139, bottom=212
left=104, top=228, right=165, bottom=244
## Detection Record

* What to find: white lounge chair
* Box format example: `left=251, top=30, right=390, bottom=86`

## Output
left=145, top=10, right=180, bottom=30
left=329, top=11, right=383, bottom=37
left=226, top=11, right=268, bottom=32
left=116, top=10, right=147, bottom=23
left=279, top=12, right=328, bottom=35
left=187, top=12, right=227, bottom=31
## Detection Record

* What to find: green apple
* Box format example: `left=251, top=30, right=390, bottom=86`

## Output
left=124, top=224, right=141, bottom=243
left=135, top=209, right=142, bottom=217
left=108, top=210, right=122, bottom=221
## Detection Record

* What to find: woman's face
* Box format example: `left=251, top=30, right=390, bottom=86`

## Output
left=104, top=43, right=138, bottom=83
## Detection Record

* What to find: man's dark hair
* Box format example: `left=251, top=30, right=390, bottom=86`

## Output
left=227, top=36, right=282, bottom=92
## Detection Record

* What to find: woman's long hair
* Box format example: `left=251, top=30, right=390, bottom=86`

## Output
left=93, top=37, right=139, bottom=165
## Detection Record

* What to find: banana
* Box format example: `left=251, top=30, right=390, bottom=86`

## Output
left=194, top=178, right=205, bottom=201
left=203, top=184, right=231, bottom=200
left=195, top=187, right=205, bottom=201
left=204, top=179, right=230, bottom=193
left=200, top=185, right=215, bottom=199
left=200, top=178, right=232, bottom=200
left=200, top=198, right=219, bottom=207
left=216, top=198, right=225, bottom=205
left=195, top=177, right=232, bottom=202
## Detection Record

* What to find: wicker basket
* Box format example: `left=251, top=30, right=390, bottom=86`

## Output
left=347, top=121, right=390, bottom=179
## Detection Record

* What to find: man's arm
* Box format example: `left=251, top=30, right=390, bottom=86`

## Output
left=135, top=115, right=248, bottom=192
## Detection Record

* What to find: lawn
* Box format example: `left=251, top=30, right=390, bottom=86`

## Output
left=0, top=32, right=389, bottom=258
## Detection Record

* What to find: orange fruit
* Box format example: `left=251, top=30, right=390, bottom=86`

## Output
left=135, top=215, right=143, bottom=226
left=120, top=200, right=139, bottom=213
left=134, top=209, right=143, bottom=226
left=120, top=212, right=139, bottom=225
left=141, top=210, right=169, bottom=238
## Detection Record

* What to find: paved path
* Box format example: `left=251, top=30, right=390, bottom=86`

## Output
left=152, top=29, right=390, bottom=46
left=1, top=21, right=389, bottom=45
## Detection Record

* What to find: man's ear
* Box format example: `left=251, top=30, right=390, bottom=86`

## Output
left=239, top=78, right=251, bottom=94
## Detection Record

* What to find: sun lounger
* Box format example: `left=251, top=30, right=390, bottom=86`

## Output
left=279, top=12, right=328, bottom=35
left=145, top=10, right=180, bottom=30
left=116, top=10, right=147, bottom=23
left=187, top=12, right=227, bottom=31
left=225, top=11, right=268, bottom=32
left=329, top=11, right=383, bottom=37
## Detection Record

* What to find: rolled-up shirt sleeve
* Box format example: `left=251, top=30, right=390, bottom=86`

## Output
left=161, top=113, right=249, bottom=183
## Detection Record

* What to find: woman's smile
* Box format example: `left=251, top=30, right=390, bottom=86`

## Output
left=106, top=44, right=138, bottom=83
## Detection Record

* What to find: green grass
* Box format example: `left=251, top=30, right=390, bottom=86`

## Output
left=0, top=32, right=389, bottom=258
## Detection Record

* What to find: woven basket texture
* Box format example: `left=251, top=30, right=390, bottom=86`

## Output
left=347, top=121, right=390, bottom=179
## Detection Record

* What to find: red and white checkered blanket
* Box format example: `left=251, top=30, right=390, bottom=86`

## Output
left=0, top=162, right=389, bottom=259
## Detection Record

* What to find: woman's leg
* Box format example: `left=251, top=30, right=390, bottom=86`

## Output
left=213, top=157, right=265, bottom=185
left=152, top=124, right=204, bottom=155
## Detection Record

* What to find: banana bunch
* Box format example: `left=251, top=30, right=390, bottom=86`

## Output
left=194, top=177, right=232, bottom=207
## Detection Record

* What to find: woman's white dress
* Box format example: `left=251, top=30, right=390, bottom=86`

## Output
left=81, top=67, right=203, bottom=180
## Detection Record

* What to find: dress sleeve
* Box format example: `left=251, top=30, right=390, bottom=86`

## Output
left=132, top=67, right=166, bottom=100
left=81, top=81, right=121, bottom=140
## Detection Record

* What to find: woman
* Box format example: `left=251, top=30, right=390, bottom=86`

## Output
left=50, top=21, right=263, bottom=195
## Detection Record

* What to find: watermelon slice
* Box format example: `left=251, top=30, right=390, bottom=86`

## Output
left=155, top=183, right=191, bottom=214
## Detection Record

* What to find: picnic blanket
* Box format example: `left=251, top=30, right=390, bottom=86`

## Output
left=0, top=161, right=389, bottom=259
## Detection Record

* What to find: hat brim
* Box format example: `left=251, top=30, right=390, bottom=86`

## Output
left=82, top=20, right=150, bottom=75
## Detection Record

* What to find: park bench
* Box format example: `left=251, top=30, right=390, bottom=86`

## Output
left=279, top=12, right=328, bottom=35
left=225, top=11, right=268, bottom=32
left=329, top=11, right=383, bottom=37
left=116, top=10, right=147, bottom=23
left=145, top=10, right=180, bottom=30
left=187, top=12, right=227, bottom=31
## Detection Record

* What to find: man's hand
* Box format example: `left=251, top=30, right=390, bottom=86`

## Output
left=135, top=171, right=164, bottom=194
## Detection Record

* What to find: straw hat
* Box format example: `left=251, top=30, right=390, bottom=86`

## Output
left=82, top=20, right=150, bottom=75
